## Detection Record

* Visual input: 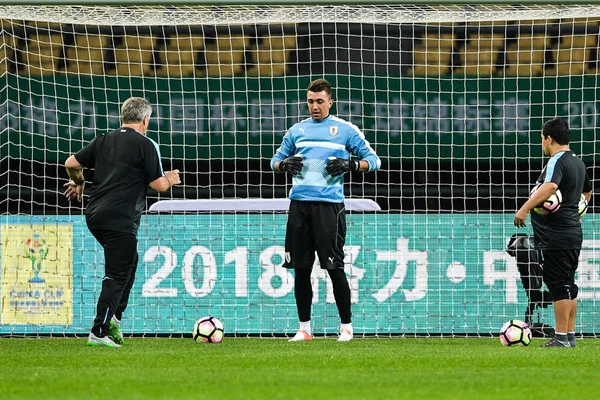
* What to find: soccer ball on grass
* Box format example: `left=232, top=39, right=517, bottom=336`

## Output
left=499, top=319, right=532, bottom=346
left=193, top=316, right=224, bottom=343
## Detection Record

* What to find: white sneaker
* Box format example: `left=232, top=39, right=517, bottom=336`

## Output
left=87, top=332, right=121, bottom=348
left=338, top=328, right=353, bottom=342
left=288, top=329, right=313, bottom=342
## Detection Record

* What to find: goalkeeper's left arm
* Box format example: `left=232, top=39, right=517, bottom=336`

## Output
left=346, top=129, right=381, bottom=173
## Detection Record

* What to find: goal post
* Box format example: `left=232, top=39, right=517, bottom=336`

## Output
left=1, top=3, right=599, bottom=338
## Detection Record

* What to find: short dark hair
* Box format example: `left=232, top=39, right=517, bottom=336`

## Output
left=307, top=79, right=332, bottom=98
left=542, top=117, right=570, bottom=145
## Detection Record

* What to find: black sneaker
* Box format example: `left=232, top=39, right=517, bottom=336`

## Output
left=567, top=334, right=577, bottom=348
left=540, top=337, right=571, bottom=348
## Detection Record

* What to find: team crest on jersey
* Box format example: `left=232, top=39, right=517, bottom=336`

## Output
left=329, top=126, right=339, bottom=136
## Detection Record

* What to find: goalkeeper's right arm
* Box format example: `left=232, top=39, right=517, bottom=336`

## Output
left=271, top=129, right=302, bottom=175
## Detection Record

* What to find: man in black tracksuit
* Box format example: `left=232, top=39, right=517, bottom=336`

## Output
left=64, top=97, right=180, bottom=347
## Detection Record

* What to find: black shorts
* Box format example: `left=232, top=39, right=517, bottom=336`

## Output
left=540, top=248, right=580, bottom=290
left=282, top=200, right=346, bottom=270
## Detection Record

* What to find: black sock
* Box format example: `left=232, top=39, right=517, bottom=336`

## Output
left=294, top=268, right=313, bottom=322
left=327, top=268, right=352, bottom=324
left=556, top=333, right=568, bottom=343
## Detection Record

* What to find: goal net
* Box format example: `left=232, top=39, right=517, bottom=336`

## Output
left=1, top=3, right=599, bottom=337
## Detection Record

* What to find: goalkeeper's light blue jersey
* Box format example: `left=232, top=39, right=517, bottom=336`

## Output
left=271, top=114, right=381, bottom=203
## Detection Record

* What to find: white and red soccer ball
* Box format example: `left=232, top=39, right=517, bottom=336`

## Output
left=499, top=319, right=532, bottom=347
left=530, top=185, right=562, bottom=215
left=578, top=193, right=588, bottom=219
left=193, top=316, right=224, bottom=344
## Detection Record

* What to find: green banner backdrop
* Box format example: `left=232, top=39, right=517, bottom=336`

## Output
left=1, top=213, right=599, bottom=335
left=2, top=75, right=599, bottom=163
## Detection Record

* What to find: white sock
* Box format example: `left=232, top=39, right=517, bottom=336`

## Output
left=300, top=321, right=311, bottom=334
left=340, top=323, right=353, bottom=333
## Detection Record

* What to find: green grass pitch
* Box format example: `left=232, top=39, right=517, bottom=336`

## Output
left=2, top=337, right=599, bottom=400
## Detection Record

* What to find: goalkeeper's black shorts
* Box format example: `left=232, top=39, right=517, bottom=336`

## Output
left=282, top=200, right=346, bottom=270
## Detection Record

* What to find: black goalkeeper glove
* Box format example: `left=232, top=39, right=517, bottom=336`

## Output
left=278, top=156, right=303, bottom=176
left=326, top=157, right=359, bottom=176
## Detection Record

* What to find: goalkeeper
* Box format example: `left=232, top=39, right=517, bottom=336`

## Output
left=63, top=97, right=180, bottom=347
left=271, top=79, right=381, bottom=342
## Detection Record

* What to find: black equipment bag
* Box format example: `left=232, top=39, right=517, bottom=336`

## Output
left=506, top=233, right=555, bottom=337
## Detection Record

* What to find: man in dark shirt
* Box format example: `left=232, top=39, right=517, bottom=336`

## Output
left=64, top=97, right=180, bottom=347
left=514, top=118, right=592, bottom=347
